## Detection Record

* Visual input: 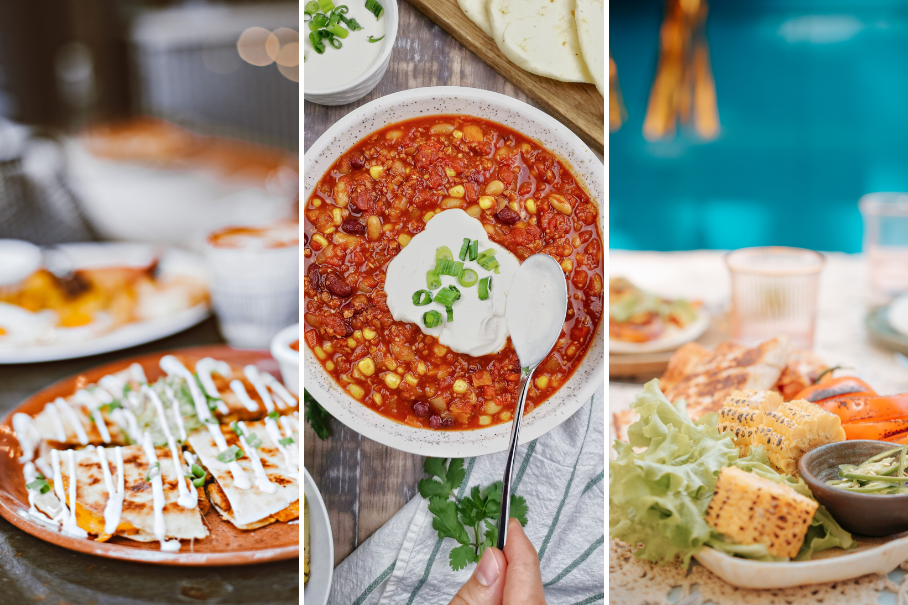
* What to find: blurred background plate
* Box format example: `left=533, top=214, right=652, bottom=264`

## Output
left=303, top=467, right=333, bottom=605
left=867, top=305, right=908, bottom=356
left=610, top=309, right=710, bottom=354
left=888, top=294, right=908, bottom=338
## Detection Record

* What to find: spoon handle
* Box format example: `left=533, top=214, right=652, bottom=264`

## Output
left=497, top=365, right=534, bottom=550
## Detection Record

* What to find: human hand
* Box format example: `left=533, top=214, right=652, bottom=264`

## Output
left=448, top=519, right=546, bottom=605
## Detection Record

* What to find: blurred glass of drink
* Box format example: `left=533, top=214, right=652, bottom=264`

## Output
left=725, top=247, right=824, bottom=350
left=860, top=193, right=908, bottom=300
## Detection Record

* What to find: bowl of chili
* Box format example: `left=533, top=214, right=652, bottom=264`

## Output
left=303, top=86, right=604, bottom=456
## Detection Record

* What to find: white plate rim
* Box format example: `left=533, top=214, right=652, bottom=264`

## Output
left=302, top=85, right=605, bottom=457
left=303, top=467, right=334, bottom=605
left=888, top=294, right=908, bottom=338
left=0, top=243, right=210, bottom=364
left=609, top=309, right=710, bottom=354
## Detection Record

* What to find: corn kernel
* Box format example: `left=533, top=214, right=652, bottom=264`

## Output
left=434, top=345, right=447, bottom=356
left=347, top=337, right=356, bottom=348
left=404, top=373, right=419, bottom=386
left=311, top=199, right=322, bottom=207
left=448, top=185, right=465, bottom=198
left=310, top=233, right=329, bottom=250
left=314, top=347, right=327, bottom=360
left=561, top=259, right=573, bottom=273
left=424, top=211, right=435, bottom=222
left=332, top=208, right=343, bottom=225
left=372, top=392, right=383, bottom=406
left=325, top=361, right=335, bottom=371
left=478, top=415, right=492, bottom=426
left=525, top=199, right=537, bottom=214
left=417, top=362, right=427, bottom=375
left=358, top=358, right=376, bottom=376
left=363, top=328, right=377, bottom=340
left=323, top=343, right=334, bottom=354
left=452, top=379, right=468, bottom=394
left=478, top=196, right=495, bottom=210
left=444, top=167, right=456, bottom=178
left=354, top=330, right=363, bottom=342
left=369, top=165, right=384, bottom=180
left=453, top=130, right=463, bottom=139
left=499, top=411, right=513, bottom=422
left=384, top=373, right=401, bottom=389
left=508, top=201, right=519, bottom=212
left=348, top=384, right=365, bottom=399
left=385, top=357, right=398, bottom=371
left=535, top=376, right=550, bottom=390
left=398, top=234, right=411, bottom=247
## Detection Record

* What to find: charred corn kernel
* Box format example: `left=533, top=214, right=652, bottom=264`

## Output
left=478, top=415, right=492, bottom=426
left=383, top=373, right=401, bottom=389
left=452, top=379, right=468, bottom=394
left=398, top=234, right=411, bottom=247
left=369, top=165, right=384, bottom=180
left=453, top=130, right=463, bottom=139
left=325, top=361, right=335, bottom=371
left=717, top=390, right=783, bottom=455
left=363, top=328, right=377, bottom=340
left=448, top=185, right=465, bottom=198
left=424, top=211, right=435, bottom=222
left=499, top=411, right=512, bottom=422
left=444, top=167, right=456, bottom=178
left=372, top=392, right=383, bottom=406
left=357, top=358, right=376, bottom=377
left=314, top=347, right=327, bottom=360
left=354, top=330, right=363, bottom=342
left=535, top=376, right=549, bottom=390
left=434, top=345, right=447, bottom=356
left=404, top=373, right=419, bottom=386
left=332, top=208, right=343, bottom=225
left=525, top=199, right=537, bottom=214
left=385, top=357, right=398, bottom=371
left=347, top=337, right=356, bottom=348
left=706, top=466, right=818, bottom=559
left=561, top=259, right=573, bottom=273
left=478, top=196, right=495, bottom=210
left=347, top=384, right=365, bottom=399
left=417, top=362, right=427, bottom=375
left=310, top=234, right=329, bottom=250
left=755, top=399, right=846, bottom=474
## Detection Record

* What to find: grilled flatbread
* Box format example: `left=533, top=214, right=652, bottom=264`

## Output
left=658, top=341, right=710, bottom=393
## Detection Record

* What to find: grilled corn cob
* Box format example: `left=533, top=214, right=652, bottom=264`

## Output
left=706, top=466, right=818, bottom=559
left=754, top=399, right=846, bottom=474
left=717, top=390, right=783, bottom=455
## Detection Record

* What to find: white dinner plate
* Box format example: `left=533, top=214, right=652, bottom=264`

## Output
left=303, top=86, right=605, bottom=457
left=0, top=243, right=210, bottom=364
left=609, top=309, right=710, bottom=354
left=888, top=294, right=908, bottom=339
left=303, top=467, right=334, bottom=605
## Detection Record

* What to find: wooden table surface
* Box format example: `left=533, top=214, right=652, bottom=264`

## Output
left=304, top=0, right=602, bottom=566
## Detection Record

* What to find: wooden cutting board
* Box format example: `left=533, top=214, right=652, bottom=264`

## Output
left=405, top=0, right=605, bottom=155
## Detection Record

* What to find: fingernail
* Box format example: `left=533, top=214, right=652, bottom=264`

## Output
left=475, top=549, right=500, bottom=587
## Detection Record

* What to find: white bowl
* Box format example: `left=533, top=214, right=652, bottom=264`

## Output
left=303, top=467, right=334, bottom=605
left=303, top=0, right=399, bottom=106
left=270, top=323, right=300, bottom=396
left=303, top=86, right=605, bottom=457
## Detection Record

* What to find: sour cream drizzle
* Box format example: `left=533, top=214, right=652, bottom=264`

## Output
left=265, top=417, right=298, bottom=479
left=130, top=363, right=148, bottom=384
left=74, top=390, right=111, bottom=444
left=44, top=402, right=66, bottom=442
left=236, top=421, right=276, bottom=494
left=244, top=365, right=275, bottom=413
left=141, top=432, right=180, bottom=552
left=261, top=372, right=296, bottom=409
left=196, top=358, right=232, bottom=416
left=96, top=446, right=125, bottom=536
left=23, top=461, right=56, bottom=524
left=55, top=397, right=88, bottom=445
left=13, top=413, right=39, bottom=462
left=143, top=385, right=196, bottom=508
left=162, top=383, right=188, bottom=442
left=51, top=449, right=88, bottom=538
left=230, top=380, right=259, bottom=412
left=160, top=356, right=251, bottom=490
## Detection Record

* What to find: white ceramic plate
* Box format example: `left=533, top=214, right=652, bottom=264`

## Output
left=304, top=467, right=334, bottom=605
left=888, top=294, right=908, bottom=338
left=303, top=86, right=605, bottom=457
left=609, top=310, right=710, bottom=354
left=0, top=243, right=209, bottom=364
left=695, top=534, right=908, bottom=590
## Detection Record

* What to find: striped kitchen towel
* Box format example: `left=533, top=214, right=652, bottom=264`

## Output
left=328, top=386, right=605, bottom=605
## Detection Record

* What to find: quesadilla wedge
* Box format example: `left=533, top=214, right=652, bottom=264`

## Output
left=187, top=418, right=299, bottom=530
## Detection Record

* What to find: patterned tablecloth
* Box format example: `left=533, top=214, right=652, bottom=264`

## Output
left=608, top=250, right=908, bottom=605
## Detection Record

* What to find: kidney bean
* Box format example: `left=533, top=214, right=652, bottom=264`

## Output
left=349, top=151, right=366, bottom=170
left=325, top=273, right=353, bottom=297
left=428, top=415, right=441, bottom=429
left=413, top=401, right=430, bottom=418
left=307, top=263, right=321, bottom=290
left=496, top=207, right=520, bottom=225
left=440, top=417, right=455, bottom=428
left=341, top=219, right=366, bottom=236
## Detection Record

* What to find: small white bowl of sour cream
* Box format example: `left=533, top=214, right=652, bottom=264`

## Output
left=270, top=323, right=300, bottom=396
left=303, top=0, right=398, bottom=106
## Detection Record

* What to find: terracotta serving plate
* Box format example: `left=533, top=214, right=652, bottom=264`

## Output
left=0, top=345, right=300, bottom=566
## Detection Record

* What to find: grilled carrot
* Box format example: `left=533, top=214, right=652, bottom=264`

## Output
left=795, top=377, right=876, bottom=403
left=819, top=396, right=908, bottom=424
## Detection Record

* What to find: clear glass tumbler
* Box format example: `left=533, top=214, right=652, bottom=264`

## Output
left=725, top=247, right=825, bottom=350
left=859, top=193, right=908, bottom=299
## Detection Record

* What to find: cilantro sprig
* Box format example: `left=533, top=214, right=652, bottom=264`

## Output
left=304, top=390, right=332, bottom=440
left=418, top=458, right=528, bottom=571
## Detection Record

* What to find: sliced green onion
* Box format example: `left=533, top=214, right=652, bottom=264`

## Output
left=477, top=255, right=500, bottom=273
left=433, top=285, right=461, bottom=307
left=279, top=436, right=295, bottom=447
left=426, top=270, right=442, bottom=290
left=216, top=444, right=245, bottom=464
left=191, top=464, right=206, bottom=478
left=458, top=268, right=478, bottom=287
left=267, top=411, right=280, bottom=421
left=458, top=238, right=470, bottom=261
left=310, top=13, right=328, bottom=29
left=327, top=12, right=342, bottom=26
left=478, top=248, right=496, bottom=259
left=305, top=1, right=320, bottom=15
left=368, top=35, right=385, bottom=42
left=327, top=24, right=348, bottom=38
left=309, top=32, right=326, bottom=54
left=435, top=258, right=464, bottom=277
left=412, top=290, right=433, bottom=306
left=230, top=421, right=244, bottom=437
left=26, top=475, right=51, bottom=494
left=192, top=477, right=205, bottom=488
left=468, top=239, right=478, bottom=261
left=318, top=0, right=336, bottom=11
left=436, top=246, right=453, bottom=261
left=145, top=461, right=161, bottom=482
left=478, top=276, right=492, bottom=300
left=328, top=36, right=343, bottom=49
left=333, top=5, right=349, bottom=13
left=423, top=310, right=442, bottom=328
left=247, top=432, right=263, bottom=448
left=446, top=306, right=454, bottom=321
left=365, top=0, right=384, bottom=19
left=341, top=15, right=363, bottom=30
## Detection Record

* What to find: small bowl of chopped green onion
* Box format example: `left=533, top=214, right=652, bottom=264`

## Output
left=303, top=0, right=399, bottom=106
left=800, top=440, right=908, bottom=536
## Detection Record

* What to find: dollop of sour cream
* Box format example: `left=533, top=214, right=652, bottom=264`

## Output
left=384, top=209, right=520, bottom=357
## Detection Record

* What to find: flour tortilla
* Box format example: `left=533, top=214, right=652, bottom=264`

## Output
left=36, top=445, right=208, bottom=542
left=188, top=421, right=298, bottom=529
left=488, top=0, right=593, bottom=83
left=575, top=0, right=605, bottom=95
left=458, top=0, right=492, bottom=36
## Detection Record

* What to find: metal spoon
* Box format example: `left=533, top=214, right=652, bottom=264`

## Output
left=497, top=254, right=568, bottom=549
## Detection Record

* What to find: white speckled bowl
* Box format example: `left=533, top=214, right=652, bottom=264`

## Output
left=302, top=0, right=399, bottom=106
left=303, top=467, right=333, bottom=605
left=303, top=86, right=604, bottom=457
